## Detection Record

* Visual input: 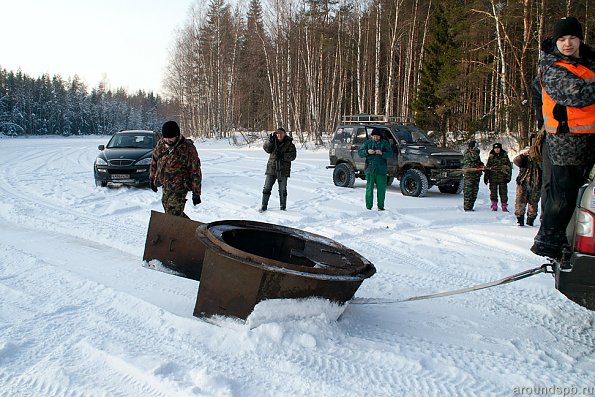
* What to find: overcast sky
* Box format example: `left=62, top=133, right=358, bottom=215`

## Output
left=0, top=0, right=195, bottom=95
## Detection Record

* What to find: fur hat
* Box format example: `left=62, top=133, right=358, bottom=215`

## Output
left=371, top=128, right=383, bottom=137
left=162, top=121, right=180, bottom=138
left=553, top=16, right=583, bottom=41
left=492, top=142, right=502, bottom=150
left=275, top=127, right=286, bottom=134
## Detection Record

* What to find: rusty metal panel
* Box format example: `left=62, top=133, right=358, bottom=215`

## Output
left=143, top=210, right=206, bottom=280
left=194, top=249, right=265, bottom=319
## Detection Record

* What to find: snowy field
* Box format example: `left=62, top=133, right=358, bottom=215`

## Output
left=0, top=135, right=593, bottom=397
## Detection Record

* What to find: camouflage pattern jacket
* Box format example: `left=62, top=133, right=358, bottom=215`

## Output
left=540, top=40, right=595, bottom=166
left=463, top=148, right=483, bottom=179
left=513, top=152, right=542, bottom=190
left=150, top=136, right=202, bottom=194
left=484, top=149, right=512, bottom=184
left=263, top=135, right=297, bottom=177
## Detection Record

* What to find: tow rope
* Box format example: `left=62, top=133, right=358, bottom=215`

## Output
left=351, top=264, right=553, bottom=305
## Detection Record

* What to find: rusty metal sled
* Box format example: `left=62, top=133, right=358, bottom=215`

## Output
left=143, top=211, right=376, bottom=320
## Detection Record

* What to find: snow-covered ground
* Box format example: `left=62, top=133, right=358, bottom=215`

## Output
left=0, top=136, right=593, bottom=397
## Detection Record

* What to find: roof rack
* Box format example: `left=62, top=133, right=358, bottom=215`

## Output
left=341, top=114, right=415, bottom=124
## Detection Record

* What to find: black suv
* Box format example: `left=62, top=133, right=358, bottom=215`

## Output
left=94, top=130, right=160, bottom=187
left=328, top=116, right=463, bottom=197
left=554, top=165, right=595, bottom=310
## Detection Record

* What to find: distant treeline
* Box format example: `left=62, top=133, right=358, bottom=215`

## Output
left=0, top=68, right=180, bottom=136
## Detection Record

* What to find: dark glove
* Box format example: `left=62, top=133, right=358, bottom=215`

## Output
left=149, top=179, right=158, bottom=192
left=269, top=133, right=275, bottom=143
left=552, top=104, right=567, bottom=123
left=553, top=104, right=569, bottom=134
left=192, top=194, right=201, bottom=206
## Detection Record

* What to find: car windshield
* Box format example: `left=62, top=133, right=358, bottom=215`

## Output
left=107, top=134, right=154, bottom=149
left=393, top=127, right=435, bottom=145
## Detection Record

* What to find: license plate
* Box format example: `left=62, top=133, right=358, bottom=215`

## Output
left=441, top=171, right=448, bottom=177
left=112, top=174, right=130, bottom=179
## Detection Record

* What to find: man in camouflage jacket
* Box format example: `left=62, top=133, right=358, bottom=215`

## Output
left=462, top=140, right=483, bottom=211
left=513, top=138, right=542, bottom=226
left=260, top=127, right=297, bottom=211
left=531, top=16, right=595, bottom=259
left=484, top=143, right=512, bottom=212
left=149, top=121, right=202, bottom=218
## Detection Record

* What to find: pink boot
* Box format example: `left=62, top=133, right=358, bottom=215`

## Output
left=501, top=202, right=509, bottom=212
left=491, top=200, right=498, bottom=211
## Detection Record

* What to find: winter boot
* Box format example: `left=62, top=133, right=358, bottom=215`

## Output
left=260, top=193, right=270, bottom=212
left=490, top=200, right=498, bottom=211
left=517, top=216, right=524, bottom=226
left=280, top=192, right=287, bottom=211
left=530, top=229, right=567, bottom=259
left=501, top=202, right=509, bottom=212
left=526, top=217, right=536, bottom=227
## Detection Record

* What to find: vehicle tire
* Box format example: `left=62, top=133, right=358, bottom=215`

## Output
left=387, top=176, right=394, bottom=186
left=438, top=177, right=463, bottom=194
left=95, top=180, right=107, bottom=187
left=333, top=163, right=356, bottom=188
left=400, top=169, right=428, bottom=197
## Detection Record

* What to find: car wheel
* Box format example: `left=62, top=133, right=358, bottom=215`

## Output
left=387, top=176, right=395, bottom=186
left=333, top=163, right=356, bottom=188
left=438, top=177, right=463, bottom=194
left=400, top=169, right=428, bottom=197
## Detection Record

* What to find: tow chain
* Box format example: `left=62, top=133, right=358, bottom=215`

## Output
left=351, top=264, right=554, bottom=305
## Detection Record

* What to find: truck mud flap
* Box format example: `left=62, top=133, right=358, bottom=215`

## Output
left=555, top=255, right=595, bottom=311
left=142, top=210, right=206, bottom=281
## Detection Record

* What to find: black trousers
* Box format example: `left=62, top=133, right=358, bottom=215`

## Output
left=536, top=143, right=585, bottom=239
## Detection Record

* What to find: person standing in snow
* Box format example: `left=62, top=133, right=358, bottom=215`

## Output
left=462, top=139, right=483, bottom=211
left=483, top=142, right=512, bottom=212
left=259, top=127, right=297, bottom=212
left=531, top=16, right=595, bottom=259
left=149, top=121, right=202, bottom=218
left=513, top=135, right=542, bottom=226
left=358, top=128, right=393, bottom=211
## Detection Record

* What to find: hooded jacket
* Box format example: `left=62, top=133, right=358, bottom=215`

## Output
left=263, top=134, right=297, bottom=177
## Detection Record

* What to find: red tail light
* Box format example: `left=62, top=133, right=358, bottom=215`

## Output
left=574, top=208, right=595, bottom=254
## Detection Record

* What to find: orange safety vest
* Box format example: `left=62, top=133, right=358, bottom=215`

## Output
left=542, top=60, right=595, bottom=134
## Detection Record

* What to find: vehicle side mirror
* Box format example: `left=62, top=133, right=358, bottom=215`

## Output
left=98, top=145, right=105, bottom=151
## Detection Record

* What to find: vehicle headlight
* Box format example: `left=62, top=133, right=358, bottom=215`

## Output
left=95, top=158, right=107, bottom=166
left=135, top=158, right=151, bottom=165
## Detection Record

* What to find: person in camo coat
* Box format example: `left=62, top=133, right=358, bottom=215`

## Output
left=483, top=143, right=512, bottom=212
left=259, top=127, right=297, bottom=212
left=531, top=16, right=595, bottom=259
left=462, top=140, right=483, bottom=211
left=149, top=121, right=202, bottom=218
left=513, top=135, right=542, bottom=227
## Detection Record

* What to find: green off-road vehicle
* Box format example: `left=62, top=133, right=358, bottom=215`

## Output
left=328, top=115, right=464, bottom=197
